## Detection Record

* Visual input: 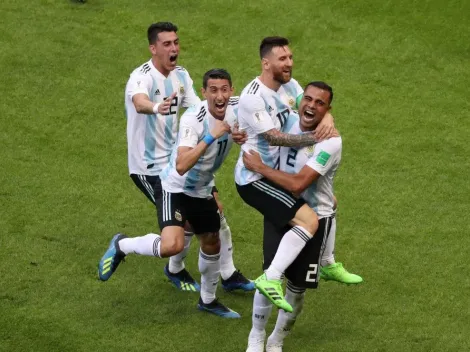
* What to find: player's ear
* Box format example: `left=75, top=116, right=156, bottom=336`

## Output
left=261, top=57, right=270, bottom=70
left=201, top=87, right=207, bottom=99
left=229, top=86, right=234, bottom=96
left=149, top=44, right=157, bottom=56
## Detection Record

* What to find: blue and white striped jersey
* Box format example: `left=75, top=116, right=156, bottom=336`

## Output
left=125, top=60, right=201, bottom=176
left=234, top=77, right=303, bottom=185
left=280, top=117, right=342, bottom=218
left=160, top=98, right=239, bottom=198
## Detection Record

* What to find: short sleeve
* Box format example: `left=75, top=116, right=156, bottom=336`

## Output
left=305, top=137, right=342, bottom=175
left=238, top=94, right=275, bottom=134
left=182, top=72, right=202, bottom=108
left=177, top=110, right=202, bottom=148
left=126, top=73, right=152, bottom=100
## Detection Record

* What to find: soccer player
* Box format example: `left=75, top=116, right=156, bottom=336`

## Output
left=122, top=22, right=252, bottom=292
left=99, top=68, right=242, bottom=318
left=242, top=81, right=348, bottom=351
left=235, top=36, right=336, bottom=312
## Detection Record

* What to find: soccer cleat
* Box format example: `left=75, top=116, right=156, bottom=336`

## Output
left=246, top=331, right=266, bottom=352
left=320, top=262, right=363, bottom=284
left=98, top=233, right=127, bottom=281
left=254, top=274, right=292, bottom=313
left=163, top=264, right=201, bottom=292
left=222, top=270, right=255, bottom=292
left=197, top=297, right=241, bottom=318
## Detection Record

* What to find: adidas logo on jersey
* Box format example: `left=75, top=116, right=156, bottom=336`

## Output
left=155, top=89, right=161, bottom=95
left=267, top=105, right=273, bottom=113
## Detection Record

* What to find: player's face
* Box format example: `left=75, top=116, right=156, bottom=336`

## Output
left=150, top=31, right=180, bottom=72
left=299, top=86, right=331, bottom=130
left=202, top=79, right=234, bottom=120
left=265, top=46, right=293, bottom=84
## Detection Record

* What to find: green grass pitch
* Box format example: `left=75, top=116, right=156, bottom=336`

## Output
left=1, top=0, right=469, bottom=351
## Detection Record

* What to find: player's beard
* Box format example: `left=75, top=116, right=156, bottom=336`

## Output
left=273, top=68, right=292, bottom=85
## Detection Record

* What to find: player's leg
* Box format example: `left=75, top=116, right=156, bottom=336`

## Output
left=237, top=178, right=317, bottom=312
left=188, top=195, right=240, bottom=318
left=246, top=219, right=279, bottom=352
left=129, top=174, right=159, bottom=205
left=212, top=187, right=254, bottom=292
left=266, top=281, right=306, bottom=352
left=98, top=189, right=186, bottom=281
left=320, top=215, right=363, bottom=284
left=266, top=217, right=331, bottom=350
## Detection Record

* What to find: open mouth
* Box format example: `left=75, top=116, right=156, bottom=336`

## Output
left=303, top=109, right=315, bottom=121
left=169, top=54, right=178, bottom=63
left=215, top=102, right=226, bottom=110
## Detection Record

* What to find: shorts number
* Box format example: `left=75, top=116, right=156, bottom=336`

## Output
left=163, top=96, right=179, bottom=115
left=305, top=264, right=318, bottom=283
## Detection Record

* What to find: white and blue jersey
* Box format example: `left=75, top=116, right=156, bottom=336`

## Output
left=234, top=77, right=303, bottom=185
left=160, top=98, right=238, bottom=198
left=280, top=118, right=342, bottom=218
left=125, top=60, right=201, bottom=176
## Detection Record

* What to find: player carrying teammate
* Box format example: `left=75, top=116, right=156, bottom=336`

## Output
left=235, top=37, right=335, bottom=313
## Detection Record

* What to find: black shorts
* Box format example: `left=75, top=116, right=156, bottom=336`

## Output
left=236, top=178, right=305, bottom=228
left=155, top=189, right=220, bottom=235
left=263, top=216, right=333, bottom=289
left=130, top=174, right=160, bottom=205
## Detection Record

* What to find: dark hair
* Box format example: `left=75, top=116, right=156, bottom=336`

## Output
left=202, top=69, right=232, bottom=89
left=147, top=22, right=178, bottom=44
left=259, top=36, right=290, bottom=58
left=304, top=81, right=334, bottom=104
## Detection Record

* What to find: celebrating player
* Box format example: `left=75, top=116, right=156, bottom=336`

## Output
left=119, top=22, right=252, bottom=292
left=235, top=37, right=336, bottom=312
left=243, top=81, right=355, bottom=351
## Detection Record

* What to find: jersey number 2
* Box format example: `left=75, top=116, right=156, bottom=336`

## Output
left=286, top=148, right=298, bottom=167
left=163, top=96, right=179, bottom=115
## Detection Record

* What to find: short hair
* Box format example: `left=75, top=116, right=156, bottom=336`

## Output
left=304, top=81, right=334, bottom=104
left=147, top=22, right=178, bottom=44
left=259, top=36, right=290, bottom=59
left=202, top=69, right=232, bottom=89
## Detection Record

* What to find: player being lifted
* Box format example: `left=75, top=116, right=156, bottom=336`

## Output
left=99, top=69, right=243, bottom=318
left=117, top=21, right=252, bottom=292
left=243, top=82, right=360, bottom=351
left=235, top=37, right=336, bottom=313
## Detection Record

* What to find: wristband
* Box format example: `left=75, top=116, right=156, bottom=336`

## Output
left=203, top=134, right=215, bottom=145
left=152, top=103, right=160, bottom=114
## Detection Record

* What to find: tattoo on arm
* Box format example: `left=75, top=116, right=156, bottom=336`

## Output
left=261, top=129, right=316, bottom=147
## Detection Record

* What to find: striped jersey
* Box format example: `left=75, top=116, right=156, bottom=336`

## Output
left=234, top=77, right=304, bottom=185
left=280, top=117, right=342, bottom=217
left=125, top=60, right=201, bottom=176
left=160, top=98, right=239, bottom=198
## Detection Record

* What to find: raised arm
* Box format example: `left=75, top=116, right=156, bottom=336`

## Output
left=176, top=119, right=231, bottom=176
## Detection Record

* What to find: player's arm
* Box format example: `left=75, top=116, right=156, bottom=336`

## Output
left=261, top=128, right=317, bottom=148
left=176, top=120, right=231, bottom=176
left=181, top=72, right=202, bottom=108
left=243, top=150, right=320, bottom=194
left=132, top=92, right=177, bottom=115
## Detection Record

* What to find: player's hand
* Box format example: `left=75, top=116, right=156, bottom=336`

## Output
left=158, top=92, right=177, bottom=115
left=313, top=112, right=336, bottom=141
left=232, top=123, right=248, bottom=145
left=210, top=120, right=231, bottom=139
left=243, top=150, right=264, bottom=172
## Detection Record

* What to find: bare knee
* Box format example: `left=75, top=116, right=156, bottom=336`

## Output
left=292, top=205, right=319, bottom=235
left=199, top=232, right=221, bottom=255
left=160, top=227, right=185, bottom=257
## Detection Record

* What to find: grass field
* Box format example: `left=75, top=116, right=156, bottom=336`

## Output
left=1, top=0, right=470, bottom=351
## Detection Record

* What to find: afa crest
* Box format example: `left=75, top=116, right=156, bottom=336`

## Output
left=288, top=97, right=295, bottom=107
left=305, top=145, right=315, bottom=157
left=179, top=86, right=185, bottom=94
left=175, top=210, right=182, bottom=222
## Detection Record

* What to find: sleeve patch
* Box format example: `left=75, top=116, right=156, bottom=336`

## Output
left=316, top=150, right=331, bottom=166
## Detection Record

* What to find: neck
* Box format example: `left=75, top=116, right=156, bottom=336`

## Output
left=151, top=57, right=170, bottom=77
left=259, top=71, right=281, bottom=92
left=299, top=120, right=319, bottom=133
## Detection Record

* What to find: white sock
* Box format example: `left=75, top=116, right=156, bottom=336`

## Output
left=198, top=249, right=221, bottom=304
left=321, top=217, right=336, bottom=267
left=267, top=281, right=306, bottom=346
left=249, top=290, right=273, bottom=339
left=219, top=215, right=236, bottom=280
left=118, top=233, right=161, bottom=257
left=168, top=231, right=193, bottom=273
left=265, top=226, right=312, bottom=280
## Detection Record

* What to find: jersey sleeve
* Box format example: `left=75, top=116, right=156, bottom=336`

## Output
left=177, top=110, right=202, bottom=148
left=126, top=73, right=153, bottom=100
left=292, top=79, right=304, bottom=109
left=238, top=94, right=275, bottom=134
left=182, top=72, right=202, bottom=108
left=305, top=137, right=342, bottom=175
